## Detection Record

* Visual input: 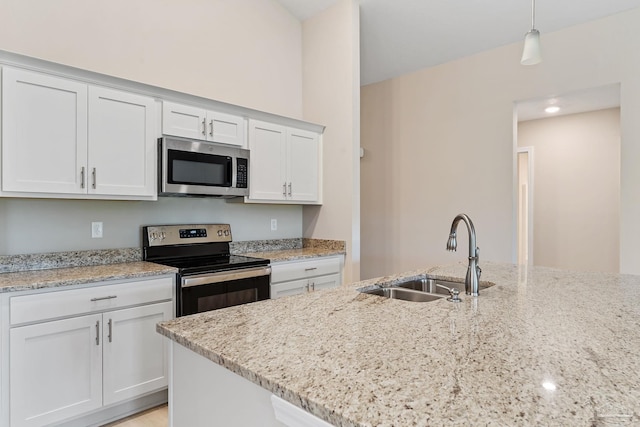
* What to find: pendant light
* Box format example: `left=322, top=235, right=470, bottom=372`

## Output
left=521, top=0, right=542, bottom=65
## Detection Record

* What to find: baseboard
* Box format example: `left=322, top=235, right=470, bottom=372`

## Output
left=52, top=389, right=168, bottom=427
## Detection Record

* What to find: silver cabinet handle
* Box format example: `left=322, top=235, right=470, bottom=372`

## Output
left=95, top=321, right=100, bottom=346
left=92, top=168, right=96, bottom=189
left=311, top=282, right=315, bottom=291
left=209, top=119, right=214, bottom=137
left=202, top=118, right=206, bottom=136
left=90, top=295, right=117, bottom=302
left=80, top=167, right=85, bottom=188
left=108, top=319, right=113, bottom=343
left=288, top=182, right=292, bottom=196
left=305, top=283, right=310, bottom=292
left=304, top=267, right=317, bottom=271
left=282, top=183, right=287, bottom=196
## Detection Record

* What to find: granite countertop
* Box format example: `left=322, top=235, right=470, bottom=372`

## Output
left=0, top=262, right=177, bottom=293
left=237, top=238, right=346, bottom=263
left=157, top=262, right=640, bottom=426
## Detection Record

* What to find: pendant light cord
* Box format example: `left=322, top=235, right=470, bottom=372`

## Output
left=531, top=0, right=536, bottom=30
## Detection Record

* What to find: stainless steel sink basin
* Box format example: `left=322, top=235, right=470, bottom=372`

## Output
left=362, top=287, right=445, bottom=302
left=395, top=278, right=465, bottom=295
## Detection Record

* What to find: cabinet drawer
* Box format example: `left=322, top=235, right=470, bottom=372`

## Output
left=10, top=277, right=173, bottom=325
left=271, top=257, right=341, bottom=284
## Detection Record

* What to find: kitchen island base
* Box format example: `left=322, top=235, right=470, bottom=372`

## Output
left=171, top=342, right=333, bottom=427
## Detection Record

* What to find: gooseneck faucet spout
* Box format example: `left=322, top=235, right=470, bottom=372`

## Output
left=446, top=214, right=481, bottom=296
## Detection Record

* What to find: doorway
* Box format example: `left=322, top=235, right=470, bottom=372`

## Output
left=514, top=84, right=621, bottom=273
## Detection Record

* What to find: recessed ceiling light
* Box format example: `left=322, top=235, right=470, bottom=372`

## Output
left=545, top=106, right=560, bottom=114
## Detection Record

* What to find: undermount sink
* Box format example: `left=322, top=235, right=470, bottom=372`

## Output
left=358, top=276, right=468, bottom=302
left=362, top=286, right=445, bottom=302
left=395, top=278, right=465, bottom=295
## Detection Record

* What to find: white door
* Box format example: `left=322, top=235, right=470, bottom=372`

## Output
left=102, top=302, right=172, bottom=405
left=10, top=314, right=103, bottom=427
left=248, top=120, right=287, bottom=201
left=1, top=67, right=88, bottom=194
left=88, top=86, right=156, bottom=197
left=310, top=273, right=341, bottom=292
left=162, top=101, right=206, bottom=140
left=208, top=111, right=246, bottom=147
left=287, top=128, right=320, bottom=202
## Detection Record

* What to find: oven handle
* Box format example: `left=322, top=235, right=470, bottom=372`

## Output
left=182, top=266, right=271, bottom=288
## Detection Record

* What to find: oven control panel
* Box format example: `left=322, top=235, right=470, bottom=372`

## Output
left=144, top=224, right=232, bottom=246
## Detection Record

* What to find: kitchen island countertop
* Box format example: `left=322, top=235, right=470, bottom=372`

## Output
left=157, top=262, right=640, bottom=426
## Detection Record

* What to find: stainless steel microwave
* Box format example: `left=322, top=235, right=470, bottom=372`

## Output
left=158, top=136, right=249, bottom=198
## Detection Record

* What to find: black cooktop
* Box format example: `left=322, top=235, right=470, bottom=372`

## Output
left=153, top=254, right=270, bottom=275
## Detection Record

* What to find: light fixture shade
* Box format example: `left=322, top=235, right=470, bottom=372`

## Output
left=521, top=29, right=542, bottom=65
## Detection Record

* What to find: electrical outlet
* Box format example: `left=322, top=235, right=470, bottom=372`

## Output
left=270, top=219, right=277, bottom=231
left=91, top=222, right=103, bottom=238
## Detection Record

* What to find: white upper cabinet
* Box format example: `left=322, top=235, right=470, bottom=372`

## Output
left=88, top=86, right=156, bottom=197
left=287, top=128, right=320, bottom=202
left=248, top=120, right=321, bottom=204
left=2, top=67, right=88, bottom=194
left=162, top=101, right=246, bottom=147
left=1, top=67, right=157, bottom=199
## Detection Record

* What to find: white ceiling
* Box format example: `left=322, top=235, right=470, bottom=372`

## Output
left=516, top=84, right=621, bottom=122
left=276, top=0, right=640, bottom=85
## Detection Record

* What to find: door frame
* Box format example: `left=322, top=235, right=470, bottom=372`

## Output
left=516, top=147, right=534, bottom=266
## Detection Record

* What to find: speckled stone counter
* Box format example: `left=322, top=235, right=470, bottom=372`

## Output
left=157, top=262, right=640, bottom=426
left=0, top=262, right=177, bottom=293
left=241, top=238, right=346, bottom=262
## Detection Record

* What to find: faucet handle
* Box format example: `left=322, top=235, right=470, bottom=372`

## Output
left=476, top=246, right=480, bottom=263
left=476, top=265, right=482, bottom=281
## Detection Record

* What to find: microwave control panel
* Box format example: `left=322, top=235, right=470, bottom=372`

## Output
left=236, top=158, right=248, bottom=188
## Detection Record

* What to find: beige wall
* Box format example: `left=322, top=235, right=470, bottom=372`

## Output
left=518, top=109, right=620, bottom=273
left=361, top=8, right=640, bottom=278
left=301, top=0, right=360, bottom=282
left=0, top=0, right=302, bottom=118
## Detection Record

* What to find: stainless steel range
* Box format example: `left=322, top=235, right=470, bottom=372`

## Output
left=142, top=224, right=270, bottom=316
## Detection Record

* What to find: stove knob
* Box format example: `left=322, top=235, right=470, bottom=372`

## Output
left=224, top=230, right=230, bottom=236
left=217, top=230, right=223, bottom=237
left=161, top=232, right=166, bottom=240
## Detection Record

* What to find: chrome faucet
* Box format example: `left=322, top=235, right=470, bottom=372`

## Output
left=446, top=214, right=481, bottom=296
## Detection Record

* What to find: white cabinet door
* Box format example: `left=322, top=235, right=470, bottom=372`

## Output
left=310, top=273, right=341, bottom=292
left=88, top=86, right=156, bottom=196
left=270, top=278, right=310, bottom=299
left=248, top=120, right=287, bottom=201
left=10, top=314, right=102, bottom=427
left=1, top=67, right=87, bottom=194
left=163, top=102, right=245, bottom=147
left=162, top=101, right=206, bottom=140
left=287, top=128, right=319, bottom=202
left=103, top=301, right=172, bottom=405
left=208, top=111, right=245, bottom=147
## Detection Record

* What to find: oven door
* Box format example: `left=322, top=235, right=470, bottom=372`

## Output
left=178, top=266, right=271, bottom=316
left=160, top=137, right=249, bottom=197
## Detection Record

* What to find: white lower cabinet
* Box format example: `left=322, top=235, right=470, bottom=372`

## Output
left=270, top=256, right=343, bottom=299
left=6, top=277, right=173, bottom=427
left=10, top=314, right=103, bottom=427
